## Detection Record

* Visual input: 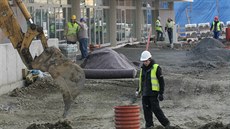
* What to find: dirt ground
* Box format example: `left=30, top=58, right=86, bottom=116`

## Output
left=0, top=38, right=230, bottom=129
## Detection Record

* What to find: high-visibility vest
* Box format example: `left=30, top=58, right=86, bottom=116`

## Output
left=166, top=21, right=173, bottom=29
left=212, top=21, right=221, bottom=31
left=67, top=22, right=79, bottom=36
left=155, top=20, right=162, bottom=31
left=139, top=64, right=160, bottom=93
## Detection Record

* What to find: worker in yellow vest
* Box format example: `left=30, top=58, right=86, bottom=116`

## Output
left=210, top=16, right=222, bottom=39
left=49, top=22, right=55, bottom=38
left=165, top=18, right=174, bottom=48
left=64, top=15, right=80, bottom=44
left=155, top=16, right=163, bottom=41
left=136, top=50, right=170, bottom=129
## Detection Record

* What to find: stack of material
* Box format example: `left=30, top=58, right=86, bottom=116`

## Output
left=59, top=44, right=78, bottom=60
left=185, top=24, right=198, bottom=39
left=81, top=47, right=137, bottom=79
left=227, top=21, right=230, bottom=28
left=220, top=22, right=226, bottom=34
left=198, top=23, right=211, bottom=38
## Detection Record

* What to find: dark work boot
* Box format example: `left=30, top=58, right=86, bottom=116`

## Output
left=146, top=126, right=154, bottom=129
left=164, top=122, right=171, bottom=129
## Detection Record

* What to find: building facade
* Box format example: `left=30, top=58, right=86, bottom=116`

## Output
left=0, top=0, right=192, bottom=46
left=1, top=0, right=194, bottom=45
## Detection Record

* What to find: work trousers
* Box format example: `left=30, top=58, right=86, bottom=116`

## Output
left=156, top=30, right=163, bottom=41
left=213, top=31, right=220, bottom=39
left=142, top=96, right=170, bottom=128
left=167, top=28, right=173, bottom=44
left=79, top=38, right=88, bottom=59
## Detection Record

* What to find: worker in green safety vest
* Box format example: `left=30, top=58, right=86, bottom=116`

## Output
left=49, top=22, right=55, bottom=38
left=210, top=16, right=222, bottom=39
left=136, top=50, right=170, bottom=129
left=155, top=16, right=163, bottom=41
left=64, top=15, right=80, bottom=44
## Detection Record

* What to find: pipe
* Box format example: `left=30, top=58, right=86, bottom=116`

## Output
left=114, top=105, right=140, bottom=129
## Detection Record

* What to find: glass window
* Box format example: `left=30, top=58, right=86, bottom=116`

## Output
left=85, top=0, right=94, bottom=6
left=117, top=0, right=135, bottom=6
left=103, top=9, right=109, bottom=43
left=160, top=1, right=169, bottom=9
left=95, top=0, right=103, bottom=6
left=142, top=0, right=153, bottom=7
left=116, top=9, right=136, bottom=42
left=34, top=0, right=47, bottom=4
left=102, top=0, right=109, bottom=6
left=117, top=0, right=125, bottom=6
left=125, top=0, right=135, bottom=6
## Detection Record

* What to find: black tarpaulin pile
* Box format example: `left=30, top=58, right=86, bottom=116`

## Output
left=81, top=47, right=137, bottom=79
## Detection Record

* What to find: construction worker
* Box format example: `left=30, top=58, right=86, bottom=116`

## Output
left=155, top=16, right=163, bottom=41
left=64, top=15, right=80, bottom=44
left=49, top=22, right=55, bottom=38
left=165, top=18, right=174, bottom=48
left=76, top=18, right=89, bottom=60
left=210, top=16, right=222, bottom=39
left=136, top=50, right=170, bottom=129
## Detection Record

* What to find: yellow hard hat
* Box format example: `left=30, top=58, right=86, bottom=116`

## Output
left=71, top=15, right=76, bottom=20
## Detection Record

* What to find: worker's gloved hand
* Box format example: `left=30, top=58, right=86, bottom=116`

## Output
left=158, top=94, right=164, bottom=101
left=135, top=91, right=140, bottom=98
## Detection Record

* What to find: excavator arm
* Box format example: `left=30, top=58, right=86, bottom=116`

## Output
left=0, top=0, right=48, bottom=69
left=0, top=0, right=85, bottom=118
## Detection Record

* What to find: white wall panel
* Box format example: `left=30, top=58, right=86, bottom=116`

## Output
left=0, top=38, right=59, bottom=95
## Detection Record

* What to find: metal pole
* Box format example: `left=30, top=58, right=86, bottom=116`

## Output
left=216, top=0, right=219, bottom=17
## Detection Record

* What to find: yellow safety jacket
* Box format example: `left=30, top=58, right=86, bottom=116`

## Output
left=139, top=64, right=160, bottom=93
left=212, top=21, right=221, bottom=31
left=166, top=21, right=174, bottom=29
left=67, top=22, right=79, bottom=36
left=155, top=20, right=162, bottom=31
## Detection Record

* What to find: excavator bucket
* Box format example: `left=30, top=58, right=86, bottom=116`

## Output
left=31, top=47, right=85, bottom=118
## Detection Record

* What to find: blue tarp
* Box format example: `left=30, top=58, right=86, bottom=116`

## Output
left=174, top=0, right=230, bottom=26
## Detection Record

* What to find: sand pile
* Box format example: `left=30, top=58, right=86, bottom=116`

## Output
left=190, top=38, right=230, bottom=62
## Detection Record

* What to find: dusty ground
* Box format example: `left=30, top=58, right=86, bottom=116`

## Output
left=0, top=39, right=230, bottom=129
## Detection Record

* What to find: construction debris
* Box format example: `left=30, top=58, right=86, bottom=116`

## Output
left=190, top=38, right=230, bottom=62
left=26, top=120, right=72, bottom=129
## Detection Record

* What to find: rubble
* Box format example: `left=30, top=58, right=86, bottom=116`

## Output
left=26, top=120, right=72, bottom=129
left=190, top=38, right=230, bottom=62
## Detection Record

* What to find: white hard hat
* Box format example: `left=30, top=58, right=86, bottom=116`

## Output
left=140, top=50, right=152, bottom=61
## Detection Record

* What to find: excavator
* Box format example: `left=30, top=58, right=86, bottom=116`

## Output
left=0, top=0, right=85, bottom=118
